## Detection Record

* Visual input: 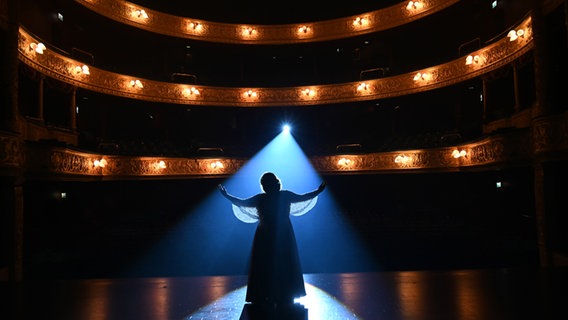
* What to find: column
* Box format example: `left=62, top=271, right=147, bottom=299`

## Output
left=481, top=77, right=488, bottom=122
left=70, top=87, right=77, bottom=131
left=533, top=163, right=552, bottom=266
left=38, top=76, right=45, bottom=120
left=530, top=0, right=555, bottom=267
left=0, top=177, right=24, bottom=282
left=512, top=62, right=521, bottom=113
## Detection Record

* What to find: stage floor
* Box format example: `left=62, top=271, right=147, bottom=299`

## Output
left=2, top=267, right=568, bottom=320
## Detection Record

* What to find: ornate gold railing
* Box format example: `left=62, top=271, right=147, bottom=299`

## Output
left=5, top=110, right=568, bottom=179
left=75, top=0, right=460, bottom=44
left=1, top=128, right=535, bottom=179
left=17, top=16, right=533, bottom=107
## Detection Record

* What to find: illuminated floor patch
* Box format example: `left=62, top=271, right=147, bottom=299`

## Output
left=185, top=283, right=360, bottom=320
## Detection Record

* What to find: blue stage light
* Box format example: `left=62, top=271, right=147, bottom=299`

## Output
left=129, top=127, right=376, bottom=278
left=282, top=124, right=291, bottom=133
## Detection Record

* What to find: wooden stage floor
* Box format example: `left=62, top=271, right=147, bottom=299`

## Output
left=2, top=267, right=568, bottom=320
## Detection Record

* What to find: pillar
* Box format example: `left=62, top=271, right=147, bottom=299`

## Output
left=481, top=77, right=488, bottom=122
left=70, top=87, right=77, bottom=131
left=512, top=62, right=521, bottom=113
left=530, top=0, right=555, bottom=267
left=0, top=177, right=24, bottom=282
left=37, top=76, right=44, bottom=120
left=533, top=163, right=553, bottom=266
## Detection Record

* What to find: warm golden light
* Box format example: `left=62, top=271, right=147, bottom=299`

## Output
left=210, top=160, right=224, bottom=169
left=30, top=42, right=46, bottom=54
left=301, top=88, right=315, bottom=97
left=452, top=149, right=467, bottom=158
left=296, top=25, right=313, bottom=38
left=134, top=9, right=148, bottom=19
left=15, top=15, right=534, bottom=109
left=357, top=82, right=369, bottom=91
left=188, top=21, right=203, bottom=32
left=298, top=25, right=310, bottom=33
left=154, top=160, right=166, bottom=169
left=413, top=72, right=432, bottom=81
left=243, top=89, right=258, bottom=98
left=353, top=17, right=369, bottom=27
left=337, top=157, right=353, bottom=167
left=406, top=1, right=424, bottom=10
left=94, top=159, right=107, bottom=168
left=182, top=87, right=200, bottom=97
left=241, top=26, right=257, bottom=37
left=73, top=0, right=461, bottom=45
left=507, top=29, right=525, bottom=41
left=465, top=55, right=481, bottom=65
left=394, top=154, right=411, bottom=164
left=74, top=65, right=90, bottom=75
left=129, top=79, right=144, bottom=88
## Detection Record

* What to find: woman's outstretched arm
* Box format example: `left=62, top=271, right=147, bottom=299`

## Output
left=218, top=184, right=255, bottom=207
left=290, top=181, right=326, bottom=202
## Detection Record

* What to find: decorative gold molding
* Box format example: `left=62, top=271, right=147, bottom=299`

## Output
left=17, top=131, right=531, bottom=179
left=10, top=112, right=568, bottom=179
left=313, top=130, right=532, bottom=174
left=75, top=0, right=459, bottom=44
left=34, top=149, right=246, bottom=178
left=532, top=113, right=568, bottom=155
left=0, top=133, right=25, bottom=170
left=17, top=16, right=533, bottom=107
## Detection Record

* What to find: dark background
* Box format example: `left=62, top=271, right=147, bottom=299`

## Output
left=23, top=166, right=542, bottom=279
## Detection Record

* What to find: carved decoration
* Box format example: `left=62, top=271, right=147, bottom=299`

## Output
left=75, top=0, right=459, bottom=44
left=37, top=148, right=247, bottom=178
left=17, top=17, right=533, bottom=107
left=0, top=134, right=24, bottom=169
left=532, top=114, right=568, bottom=155
left=19, top=132, right=533, bottom=179
left=7, top=115, right=568, bottom=179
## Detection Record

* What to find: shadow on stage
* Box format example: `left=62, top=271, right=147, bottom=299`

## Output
left=239, top=302, right=308, bottom=320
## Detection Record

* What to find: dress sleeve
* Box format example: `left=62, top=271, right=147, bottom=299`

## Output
left=290, top=196, right=318, bottom=217
left=232, top=204, right=259, bottom=223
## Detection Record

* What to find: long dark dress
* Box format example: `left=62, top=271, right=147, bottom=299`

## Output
left=245, top=191, right=306, bottom=304
left=226, top=188, right=320, bottom=305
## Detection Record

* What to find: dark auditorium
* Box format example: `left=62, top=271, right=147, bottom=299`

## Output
left=1, top=0, right=568, bottom=319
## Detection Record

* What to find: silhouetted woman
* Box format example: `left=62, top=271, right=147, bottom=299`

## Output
left=218, top=172, right=325, bottom=309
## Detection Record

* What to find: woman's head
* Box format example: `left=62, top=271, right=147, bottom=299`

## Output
left=260, top=172, right=281, bottom=193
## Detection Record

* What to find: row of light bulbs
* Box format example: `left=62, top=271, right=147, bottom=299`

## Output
left=25, top=23, right=530, bottom=102
left=93, top=151, right=467, bottom=172
left=123, top=76, right=441, bottom=97
left=336, top=149, right=468, bottom=167
left=28, top=48, right=493, bottom=100
left=127, top=1, right=425, bottom=39
left=507, top=29, right=526, bottom=41
left=93, top=159, right=225, bottom=170
left=23, top=42, right=493, bottom=102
